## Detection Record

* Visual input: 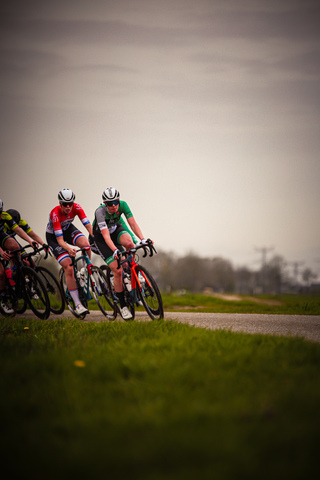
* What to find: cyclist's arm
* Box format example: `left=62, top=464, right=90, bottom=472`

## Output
left=101, top=228, right=118, bottom=253
left=56, top=236, right=77, bottom=257
left=0, top=246, right=11, bottom=261
left=127, top=217, right=145, bottom=243
left=13, top=225, right=36, bottom=247
left=27, top=229, right=44, bottom=246
left=84, top=222, right=93, bottom=237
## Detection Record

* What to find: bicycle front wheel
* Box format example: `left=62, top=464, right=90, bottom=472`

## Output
left=36, top=266, right=65, bottom=314
left=135, top=265, right=164, bottom=320
left=22, top=266, right=50, bottom=320
left=89, top=266, right=116, bottom=320
left=104, top=266, right=135, bottom=320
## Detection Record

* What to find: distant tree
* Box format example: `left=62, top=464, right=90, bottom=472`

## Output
left=207, top=257, right=235, bottom=293
left=302, top=268, right=317, bottom=287
left=235, top=266, right=254, bottom=294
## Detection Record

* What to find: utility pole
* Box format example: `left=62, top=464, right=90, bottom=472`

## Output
left=287, top=261, right=304, bottom=287
left=255, top=246, right=274, bottom=293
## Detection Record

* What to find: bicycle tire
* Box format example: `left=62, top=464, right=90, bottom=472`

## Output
left=89, top=266, right=116, bottom=320
left=36, top=266, right=65, bottom=314
left=21, top=266, right=51, bottom=320
left=9, top=281, right=27, bottom=315
left=104, top=266, right=135, bottom=320
left=59, top=269, right=87, bottom=320
left=0, top=270, right=27, bottom=315
left=135, top=265, right=164, bottom=320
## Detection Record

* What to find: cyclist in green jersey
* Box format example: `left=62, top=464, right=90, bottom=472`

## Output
left=90, top=188, right=151, bottom=320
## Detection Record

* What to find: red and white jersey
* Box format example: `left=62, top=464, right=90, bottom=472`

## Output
left=46, top=203, right=90, bottom=237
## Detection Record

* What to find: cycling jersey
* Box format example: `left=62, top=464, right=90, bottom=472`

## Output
left=46, top=203, right=90, bottom=237
left=92, top=200, right=133, bottom=236
left=0, top=212, right=18, bottom=234
left=4, top=217, right=32, bottom=237
left=0, top=212, right=18, bottom=247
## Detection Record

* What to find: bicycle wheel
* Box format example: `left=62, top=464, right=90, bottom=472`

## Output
left=8, top=282, right=27, bottom=315
left=89, top=266, right=116, bottom=320
left=135, top=265, right=164, bottom=320
left=36, top=266, right=65, bottom=314
left=59, top=269, right=87, bottom=320
left=105, top=267, right=135, bottom=320
left=21, top=266, right=50, bottom=320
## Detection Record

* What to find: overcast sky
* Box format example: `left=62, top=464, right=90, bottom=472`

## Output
left=1, top=0, right=320, bottom=274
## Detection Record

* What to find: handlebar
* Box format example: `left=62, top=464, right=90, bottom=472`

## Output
left=68, top=247, right=91, bottom=267
left=116, top=239, right=157, bottom=269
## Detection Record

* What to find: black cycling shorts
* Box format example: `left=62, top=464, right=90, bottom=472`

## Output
left=46, top=224, right=85, bottom=264
left=90, top=225, right=127, bottom=265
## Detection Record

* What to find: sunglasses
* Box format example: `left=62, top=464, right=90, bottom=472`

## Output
left=61, top=202, right=74, bottom=207
left=105, top=200, right=119, bottom=207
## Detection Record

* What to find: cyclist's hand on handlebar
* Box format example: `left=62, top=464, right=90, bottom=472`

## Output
left=113, top=248, right=121, bottom=260
left=1, top=249, right=11, bottom=261
left=68, top=247, right=77, bottom=257
left=138, top=238, right=153, bottom=246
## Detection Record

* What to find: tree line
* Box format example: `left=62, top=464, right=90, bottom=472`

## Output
left=140, top=250, right=319, bottom=295
left=41, top=248, right=319, bottom=295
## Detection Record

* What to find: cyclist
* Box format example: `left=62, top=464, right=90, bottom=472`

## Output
left=0, top=199, right=37, bottom=314
left=90, top=187, right=151, bottom=320
left=46, top=189, right=93, bottom=316
left=4, top=209, right=46, bottom=247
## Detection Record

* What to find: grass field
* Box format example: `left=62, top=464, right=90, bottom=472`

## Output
left=160, top=292, right=320, bottom=315
left=1, top=308, right=320, bottom=480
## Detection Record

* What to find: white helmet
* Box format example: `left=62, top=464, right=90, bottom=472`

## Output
left=102, top=187, right=120, bottom=203
left=0, top=199, right=3, bottom=212
left=58, top=188, right=75, bottom=203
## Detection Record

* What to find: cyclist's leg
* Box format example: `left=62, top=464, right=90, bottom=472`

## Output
left=118, top=231, right=135, bottom=250
left=72, top=231, right=92, bottom=259
left=47, top=231, right=85, bottom=311
left=3, top=236, right=21, bottom=253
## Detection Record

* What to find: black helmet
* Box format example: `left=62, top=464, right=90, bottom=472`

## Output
left=7, top=209, right=21, bottom=224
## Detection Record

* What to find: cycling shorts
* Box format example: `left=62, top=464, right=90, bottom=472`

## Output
left=90, top=225, right=127, bottom=266
left=0, top=230, right=12, bottom=249
left=46, top=224, right=85, bottom=264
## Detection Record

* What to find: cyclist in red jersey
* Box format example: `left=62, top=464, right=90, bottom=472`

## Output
left=46, top=189, right=93, bottom=316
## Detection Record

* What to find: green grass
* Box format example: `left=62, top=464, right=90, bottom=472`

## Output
left=160, top=293, right=320, bottom=315
left=1, top=318, right=320, bottom=479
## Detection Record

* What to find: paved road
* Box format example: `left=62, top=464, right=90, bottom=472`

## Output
left=15, top=310, right=320, bottom=344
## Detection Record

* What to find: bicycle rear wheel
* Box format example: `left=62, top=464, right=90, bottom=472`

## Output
left=36, top=266, right=65, bottom=314
left=135, top=265, right=164, bottom=320
left=59, top=269, right=87, bottom=320
left=22, top=266, right=50, bottom=320
left=89, top=266, right=116, bottom=320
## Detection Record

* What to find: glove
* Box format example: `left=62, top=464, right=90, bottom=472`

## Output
left=140, top=239, right=147, bottom=245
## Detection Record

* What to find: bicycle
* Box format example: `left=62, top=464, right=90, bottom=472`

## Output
left=102, top=240, right=164, bottom=321
left=59, top=247, right=116, bottom=321
left=0, top=244, right=50, bottom=320
left=21, top=244, right=65, bottom=315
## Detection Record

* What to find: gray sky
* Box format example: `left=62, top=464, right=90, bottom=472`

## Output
left=1, top=0, right=320, bottom=272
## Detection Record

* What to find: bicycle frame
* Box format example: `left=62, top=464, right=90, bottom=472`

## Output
left=114, top=240, right=164, bottom=320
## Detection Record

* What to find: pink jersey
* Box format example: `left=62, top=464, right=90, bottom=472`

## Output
left=46, top=203, right=90, bottom=237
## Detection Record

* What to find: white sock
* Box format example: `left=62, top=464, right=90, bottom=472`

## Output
left=70, top=288, right=81, bottom=306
